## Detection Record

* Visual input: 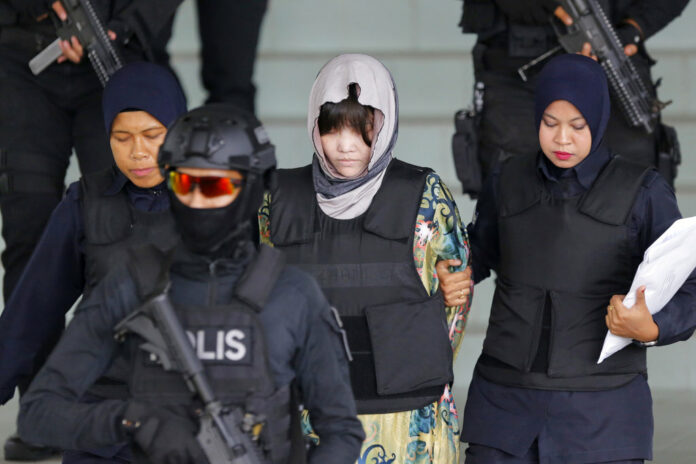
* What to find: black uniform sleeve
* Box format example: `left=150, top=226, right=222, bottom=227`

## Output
left=110, top=0, right=183, bottom=56
left=630, top=172, right=696, bottom=345
left=623, top=0, right=690, bottom=40
left=6, top=0, right=50, bottom=18
left=0, top=183, right=84, bottom=404
left=467, top=167, right=502, bottom=284
left=293, top=279, right=364, bottom=464
left=16, top=268, right=140, bottom=451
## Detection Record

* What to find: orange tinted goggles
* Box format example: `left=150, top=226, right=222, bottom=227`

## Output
left=168, top=171, right=243, bottom=198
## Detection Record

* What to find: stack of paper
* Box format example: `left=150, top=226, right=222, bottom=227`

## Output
left=598, top=216, right=696, bottom=363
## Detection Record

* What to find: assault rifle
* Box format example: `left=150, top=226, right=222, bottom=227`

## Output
left=29, top=0, right=122, bottom=86
left=115, top=292, right=267, bottom=464
left=552, top=0, right=669, bottom=134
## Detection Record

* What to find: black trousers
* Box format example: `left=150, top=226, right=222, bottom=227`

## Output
left=196, top=0, right=268, bottom=112
left=0, top=39, right=112, bottom=303
left=152, top=0, right=267, bottom=112
left=465, top=443, right=643, bottom=464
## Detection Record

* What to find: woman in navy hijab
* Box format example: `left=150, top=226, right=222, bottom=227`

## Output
left=459, top=54, right=696, bottom=463
left=0, top=62, right=186, bottom=463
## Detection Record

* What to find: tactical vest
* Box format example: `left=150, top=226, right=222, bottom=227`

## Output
left=270, top=159, right=454, bottom=414
left=80, top=167, right=178, bottom=400
left=479, top=153, right=651, bottom=390
left=127, top=245, right=299, bottom=464
left=80, top=167, right=178, bottom=296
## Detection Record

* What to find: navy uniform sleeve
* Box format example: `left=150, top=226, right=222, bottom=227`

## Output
left=292, top=276, right=364, bottom=464
left=17, top=268, right=140, bottom=451
left=110, top=0, right=183, bottom=54
left=629, top=172, right=696, bottom=345
left=624, top=0, right=689, bottom=40
left=468, top=168, right=501, bottom=284
left=0, top=182, right=85, bottom=404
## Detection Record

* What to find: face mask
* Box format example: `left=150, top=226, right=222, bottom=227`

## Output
left=169, top=192, right=251, bottom=258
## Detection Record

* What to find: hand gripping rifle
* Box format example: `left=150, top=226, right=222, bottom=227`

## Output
left=29, top=0, right=122, bottom=86
left=552, top=0, right=670, bottom=134
left=115, top=292, right=268, bottom=464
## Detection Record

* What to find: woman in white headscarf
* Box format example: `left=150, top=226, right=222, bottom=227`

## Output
left=259, top=54, right=471, bottom=463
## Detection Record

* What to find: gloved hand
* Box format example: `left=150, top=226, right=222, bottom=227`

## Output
left=122, top=401, right=209, bottom=464
left=495, top=0, right=560, bottom=25
left=106, top=18, right=133, bottom=46
left=616, top=22, right=642, bottom=47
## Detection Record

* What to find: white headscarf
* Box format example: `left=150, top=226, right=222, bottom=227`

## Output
left=308, top=54, right=398, bottom=219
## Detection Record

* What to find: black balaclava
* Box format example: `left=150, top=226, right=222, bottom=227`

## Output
left=534, top=54, right=611, bottom=159
left=160, top=104, right=275, bottom=260
left=168, top=172, right=265, bottom=259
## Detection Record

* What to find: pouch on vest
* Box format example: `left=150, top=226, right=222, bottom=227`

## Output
left=657, top=122, right=680, bottom=188
left=547, top=289, right=646, bottom=378
left=365, top=292, right=453, bottom=396
left=482, top=276, right=546, bottom=372
left=508, top=23, right=555, bottom=58
left=452, top=103, right=483, bottom=198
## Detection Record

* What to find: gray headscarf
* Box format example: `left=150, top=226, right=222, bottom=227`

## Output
left=308, top=54, right=398, bottom=219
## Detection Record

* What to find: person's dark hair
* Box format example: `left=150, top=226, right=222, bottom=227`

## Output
left=318, top=83, right=375, bottom=146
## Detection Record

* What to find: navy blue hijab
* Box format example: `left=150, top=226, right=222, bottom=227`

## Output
left=102, top=62, right=187, bottom=131
left=534, top=54, right=610, bottom=155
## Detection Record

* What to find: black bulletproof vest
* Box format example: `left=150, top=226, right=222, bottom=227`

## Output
left=480, top=153, right=651, bottom=390
left=127, top=245, right=297, bottom=464
left=270, top=159, right=454, bottom=414
left=80, top=167, right=178, bottom=296
left=80, top=168, right=178, bottom=400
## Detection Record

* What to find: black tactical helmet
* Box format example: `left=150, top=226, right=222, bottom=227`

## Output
left=159, top=104, right=277, bottom=256
left=158, top=103, right=276, bottom=179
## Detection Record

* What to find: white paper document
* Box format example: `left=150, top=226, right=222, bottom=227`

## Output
left=597, top=216, right=696, bottom=363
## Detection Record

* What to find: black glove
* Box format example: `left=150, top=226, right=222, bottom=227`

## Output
left=616, top=22, right=643, bottom=48
left=495, top=0, right=560, bottom=25
left=107, top=18, right=134, bottom=46
left=122, top=402, right=209, bottom=464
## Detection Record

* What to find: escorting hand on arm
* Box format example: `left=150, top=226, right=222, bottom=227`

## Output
left=436, top=260, right=472, bottom=307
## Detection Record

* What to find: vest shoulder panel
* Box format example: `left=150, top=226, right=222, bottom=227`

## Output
left=80, top=167, right=177, bottom=293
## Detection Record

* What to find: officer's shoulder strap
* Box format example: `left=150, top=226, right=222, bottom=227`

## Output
left=364, top=159, right=432, bottom=240
left=235, top=244, right=287, bottom=312
left=579, top=155, right=652, bottom=225
left=498, top=152, right=543, bottom=217
left=269, top=165, right=316, bottom=246
left=80, top=166, right=118, bottom=193
left=126, top=244, right=175, bottom=300
left=81, top=166, right=133, bottom=244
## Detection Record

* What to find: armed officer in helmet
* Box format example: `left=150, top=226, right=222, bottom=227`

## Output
left=456, top=0, right=689, bottom=194
left=16, top=105, right=365, bottom=464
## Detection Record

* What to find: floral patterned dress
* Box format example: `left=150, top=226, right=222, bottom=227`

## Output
left=258, top=171, right=471, bottom=464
